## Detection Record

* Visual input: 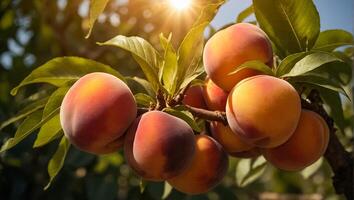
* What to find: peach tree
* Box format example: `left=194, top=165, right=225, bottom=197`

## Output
left=0, top=0, right=353, bottom=199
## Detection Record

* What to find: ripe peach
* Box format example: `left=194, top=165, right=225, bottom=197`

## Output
left=183, top=85, right=207, bottom=109
left=263, top=110, right=330, bottom=171
left=60, top=72, right=137, bottom=154
left=203, top=78, right=228, bottom=111
left=124, top=111, right=195, bottom=181
left=203, top=23, right=273, bottom=91
left=210, top=121, right=254, bottom=155
left=226, top=75, right=301, bottom=148
left=168, top=135, right=228, bottom=194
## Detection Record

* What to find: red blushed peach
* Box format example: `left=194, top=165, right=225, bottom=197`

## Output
left=124, top=111, right=196, bottom=181
left=203, top=78, right=228, bottom=111
left=210, top=121, right=254, bottom=155
left=203, top=23, right=273, bottom=91
left=60, top=72, right=137, bottom=154
left=168, top=135, right=229, bottom=195
left=262, top=110, right=330, bottom=171
left=183, top=85, right=208, bottom=109
left=226, top=75, right=301, bottom=148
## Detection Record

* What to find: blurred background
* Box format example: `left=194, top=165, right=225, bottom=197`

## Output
left=0, top=0, right=353, bottom=199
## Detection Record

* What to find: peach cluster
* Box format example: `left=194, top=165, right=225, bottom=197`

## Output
left=200, top=22, right=329, bottom=172
left=60, top=73, right=228, bottom=194
left=59, top=22, right=330, bottom=196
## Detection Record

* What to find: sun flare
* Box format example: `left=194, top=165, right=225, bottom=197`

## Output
left=168, top=0, right=191, bottom=11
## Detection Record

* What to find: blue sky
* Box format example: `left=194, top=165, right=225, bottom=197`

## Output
left=211, top=0, right=354, bottom=33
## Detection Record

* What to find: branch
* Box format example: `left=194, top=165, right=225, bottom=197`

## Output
left=184, top=105, right=228, bottom=125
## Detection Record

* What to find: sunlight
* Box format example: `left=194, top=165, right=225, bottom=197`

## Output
left=168, top=0, right=191, bottom=11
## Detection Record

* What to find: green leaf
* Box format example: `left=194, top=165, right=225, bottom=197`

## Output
left=175, top=2, right=224, bottom=92
left=313, top=29, right=354, bottom=52
left=33, top=115, right=63, bottom=148
left=301, top=158, right=323, bottom=179
left=0, top=110, right=42, bottom=152
left=228, top=60, right=274, bottom=76
left=98, top=36, right=162, bottom=92
left=253, top=0, right=320, bottom=57
left=235, top=156, right=267, bottom=187
left=276, top=52, right=309, bottom=76
left=163, top=108, right=201, bottom=132
left=140, top=179, right=147, bottom=193
left=281, top=52, right=342, bottom=77
left=11, top=57, right=123, bottom=95
left=126, top=76, right=156, bottom=97
left=0, top=107, right=60, bottom=153
left=159, top=33, right=178, bottom=94
left=44, top=136, right=70, bottom=190
left=176, top=22, right=207, bottom=90
left=135, top=93, right=155, bottom=107
left=162, top=182, right=173, bottom=199
left=318, top=88, right=346, bottom=134
left=289, top=75, right=349, bottom=98
left=0, top=97, right=48, bottom=130
left=236, top=5, right=254, bottom=23
left=33, top=87, right=69, bottom=148
left=311, top=61, right=352, bottom=85
left=85, top=0, right=110, bottom=38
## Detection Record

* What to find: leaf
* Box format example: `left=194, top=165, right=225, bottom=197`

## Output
left=85, top=0, right=110, bottom=38
left=162, top=182, right=173, bottom=199
left=0, top=97, right=48, bottom=130
left=126, top=76, right=155, bottom=97
left=44, top=136, right=70, bottom=190
left=228, top=60, right=274, bottom=76
left=311, top=61, right=352, bottom=85
left=0, top=107, right=60, bottom=153
left=0, top=110, right=42, bottom=153
left=253, top=0, right=320, bottom=57
left=134, top=93, right=155, bottom=107
left=176, top=22, right=207, bottom=90
left=289, top=75, right=349, bottom=98
left=98, top=36, right=162, bottom=92
left=163, top=108, right=201, bottom=132
left=11, top=57, right=124, bottom=95
left=176, top=2, right=224, bottom=92
left=33, top=87, right=69, bottom=147
left=235, top=157, right=267, bottom=187
left=159, top=33, right=178, bottom=94
left=33, top=116, right=63, bottom=148
left=281, top=52, right=342, bottom=77
left=140, top=179, right=147, bottom=193
left=236, top=5, right=254, bottom=23
left=318, top=88, right=346, bottom=134
left=313, top=29, right=354, bottom=52
left=301, top=158, right=323, bottom=179
left=276, top=52, right=309, bottom=76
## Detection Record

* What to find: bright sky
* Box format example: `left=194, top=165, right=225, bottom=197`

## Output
left=211, top=0, right=354, bottom=33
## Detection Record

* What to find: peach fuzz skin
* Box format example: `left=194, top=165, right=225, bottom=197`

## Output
left=226, top=75, right=301, bottom=148
left=60, top=72, right=137, bottom=154
left=168, top=135, right=229, bottom=195
left=124, top=111, right=196, bottom=181
left=203, top=23, right=273, bottom=91
left=210, top=121, right=255, bottom=155
left=183, top=85, right=208, bottom=109
left=203, top=78, right=228, bottom=111
left=262, top=110, right=330, bottom=171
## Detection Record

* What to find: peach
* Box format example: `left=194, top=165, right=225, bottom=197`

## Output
left=183, top=85, right=207, bottom=109
left=124, top=111, right=195, bottom=181
left=210, top=121, right=254, bottom=155
left=226, top=75, right=301, bottom=148
left=203, top=78, right=228, bottom=111
left=203, top=23, right=273, bottom=91
left=60, top=72, right=137, bottom=154
left=262, top=110, right=330, bottom=171
left=168, top=135, right=228, bottom=194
